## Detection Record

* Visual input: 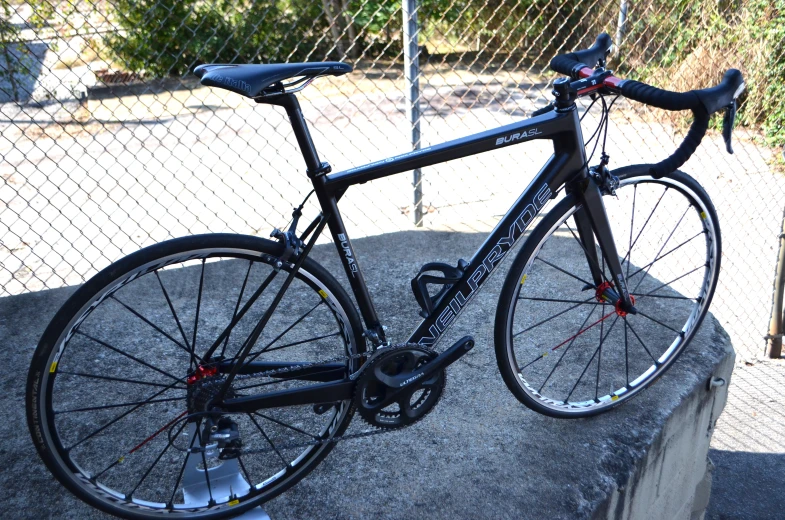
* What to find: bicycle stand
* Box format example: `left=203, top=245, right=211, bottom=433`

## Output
left=182, top=423, right=271, bottom=519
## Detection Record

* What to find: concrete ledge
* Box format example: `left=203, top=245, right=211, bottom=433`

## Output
left=1, top=229, right=734, bottom=519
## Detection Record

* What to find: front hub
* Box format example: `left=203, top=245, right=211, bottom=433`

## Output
left=595, top=281, right=637, bottom=316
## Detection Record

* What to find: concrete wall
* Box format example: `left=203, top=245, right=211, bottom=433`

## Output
left=601, top=326, right=735, bottom=520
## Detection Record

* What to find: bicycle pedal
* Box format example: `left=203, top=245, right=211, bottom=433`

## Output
left=411, top=260, right=468, bottom=318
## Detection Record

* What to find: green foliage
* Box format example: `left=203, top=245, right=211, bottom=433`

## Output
left=106, top=0, right=593, bottom=77
left=620, top=0, right=785, bottom=146
left=108, top=0, right=327, bottom=77
left=756, top=0, right=785, bottom=146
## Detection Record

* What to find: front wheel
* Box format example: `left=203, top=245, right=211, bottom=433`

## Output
left=27, top=233, right=364, bottom=519
left=494, top=166, right=721, bottom=418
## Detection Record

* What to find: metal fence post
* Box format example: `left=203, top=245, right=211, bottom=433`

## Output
left=402, top=0, right=423, bottom=227
left=766, top=217, right=785, bottom=358
left=615, top=0, right=629, bottom=52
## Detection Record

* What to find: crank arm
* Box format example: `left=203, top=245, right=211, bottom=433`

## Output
left=375, top=335, right=475, bottom=389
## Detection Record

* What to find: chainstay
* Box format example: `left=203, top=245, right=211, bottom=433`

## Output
left=212, top=344, right=425, bottom=456
left=228, top=352, right=368, bottom=382
left=226, top=342, right=414, bottom=382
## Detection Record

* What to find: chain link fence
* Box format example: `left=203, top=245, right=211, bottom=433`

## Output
left=2, top=0, right=784, bottom=458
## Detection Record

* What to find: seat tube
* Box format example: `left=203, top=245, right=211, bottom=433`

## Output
left=273, top=94, right=323, bottom=173
left=269, top=94, right=386, bottom=340
left=313, top=182, right=383, bottom=336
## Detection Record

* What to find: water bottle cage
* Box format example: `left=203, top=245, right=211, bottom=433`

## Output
left=411, top=260, right=469, bottom=318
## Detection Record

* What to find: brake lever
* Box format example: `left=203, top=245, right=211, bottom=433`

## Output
left=722, top=99, right=737, bottom=154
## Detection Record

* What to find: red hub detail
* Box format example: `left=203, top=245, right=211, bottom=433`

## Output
left=595, top=281, right=613, bottom=302
left=615, top=295, right=636, bottom=317
left=187, top=365, right=218, bottom=385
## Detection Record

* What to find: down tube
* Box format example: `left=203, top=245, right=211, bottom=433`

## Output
left=406, top=153, right=571, bottom=347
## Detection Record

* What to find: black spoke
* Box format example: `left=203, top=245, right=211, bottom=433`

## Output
left=565, top=221, right=608, bottom=285
left=625, top=319, right=657, bottom=362
left=156, top=270, right=192, bottom=353
left=202, top=268, right=279, bottom=362
left=630, top=293, right=693, bottom=301
left=537, top=257, right=594, bottom=287
left=196, top=422, right=214, bottom=503
left=110, top=295, right=196, bottom=360
left=130, top=420, right=188, bottom=497
left=252, top=332, right=342, bottom=356
left=514, top=296, right=595, bottom=337
left=630, top=204, right=691, bottom=295
left=253, top=412, right=319, bottom=440
left=596, top=305, right=605, bottom=400
left=565, top=315, right=620, bottom=402
left=190, top=259, right=206, bottom=370
left=220, top=260, right=253, bottom=358
left=57, top=370, right=186, bottom=389
left=622, top=186, right=668, bottom=268
left=636, top=265, right=705, bottom=298
left=536, top=306, right=596, bottom=393
left=627, top=183, right=637, bottom=279
left=237, top=455, right=252, bottom=484
left=169, top=420, right=200, bottom=508
left=517, top=296, right=602, bottom=305
left=635, top=310, right=682, bottom=334
left=66, top=377, right=185, bottom=451
left=56, top=395, right=185, bottom=414
left=240, top=300, right=325, bottom=364
left=624, top=318, right=630, bottom=385
left=248, top=413, right=288, bottom=465
left=74, top=330, right=182, bottom=384
left=627, top=231, right=703, bottom=280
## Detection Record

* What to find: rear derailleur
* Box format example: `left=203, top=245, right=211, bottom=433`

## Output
left=200, top=416, right=243, bottom=460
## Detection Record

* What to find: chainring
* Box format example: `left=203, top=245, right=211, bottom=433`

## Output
left=353, top=344, right=445, bottom=429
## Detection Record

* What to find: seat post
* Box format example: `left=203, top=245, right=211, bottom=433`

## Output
left=258, top=93, right=323, bottom=175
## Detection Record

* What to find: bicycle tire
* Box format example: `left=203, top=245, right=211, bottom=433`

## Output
left=494, top=165, right=721, bottom=418
left=27, top=233, right=364, bottom=519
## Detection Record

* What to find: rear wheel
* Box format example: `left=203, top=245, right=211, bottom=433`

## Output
left=27, top=234, right=364, bottom=519
left=494, top=166, right=721, bottom=417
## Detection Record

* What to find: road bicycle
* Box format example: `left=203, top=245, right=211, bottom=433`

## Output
left=26, top=33, right=745, bottom=519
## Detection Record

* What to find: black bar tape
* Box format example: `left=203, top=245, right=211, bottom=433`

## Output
left=549, top=33, right=612, bottom=79
left=620, top=80, right=701, bottom=112
left=649, top=110, right=709, bottom=178
left=550, top=55, right=584, bottom=77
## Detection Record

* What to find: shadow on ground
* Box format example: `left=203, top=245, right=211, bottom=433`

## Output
left=707, top=449, right=785, bottom=520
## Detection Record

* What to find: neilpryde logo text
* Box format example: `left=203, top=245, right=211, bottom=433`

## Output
left=418, top=183, right=552, bottom=345
left=495, top=128, right=542, bottom=146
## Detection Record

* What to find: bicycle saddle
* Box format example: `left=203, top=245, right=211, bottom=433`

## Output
left=193, top=62, right=352, bottom=99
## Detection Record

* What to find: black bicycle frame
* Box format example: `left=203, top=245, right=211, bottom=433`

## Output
left=220, top=91, right=632, bottom=413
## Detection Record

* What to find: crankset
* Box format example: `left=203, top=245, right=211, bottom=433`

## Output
left=353, top=336, right=474, bottom=428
